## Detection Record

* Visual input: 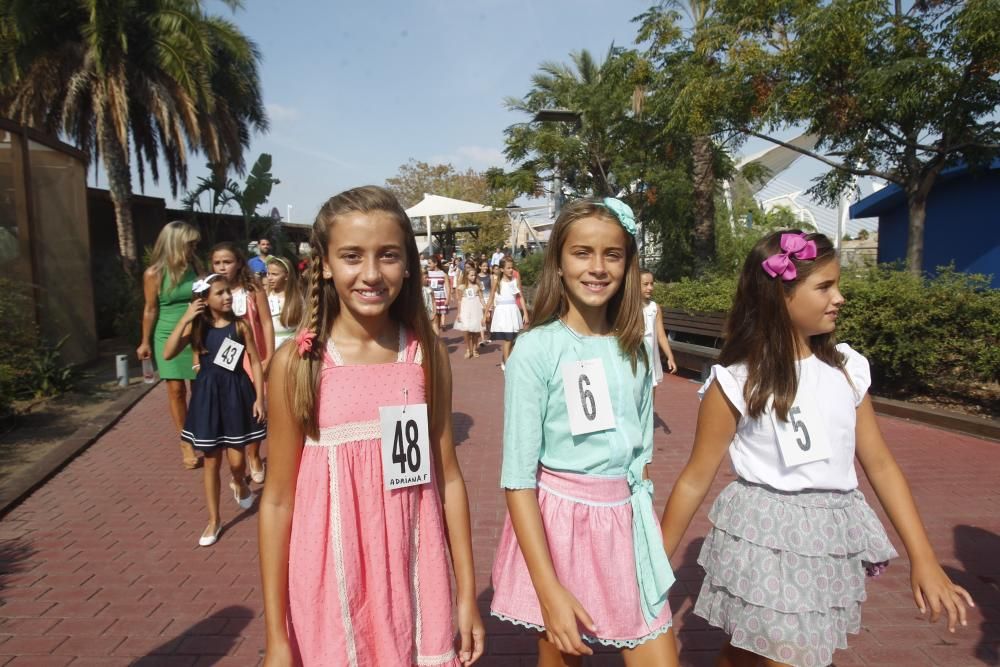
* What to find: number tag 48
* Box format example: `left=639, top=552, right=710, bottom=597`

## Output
left=769, top=397, right=832, bottom=467
left=560, top=359, right=616, bottom=436
left=213, top=338, right=244, bottom=372
left=379, top=403, right=431, bottom=490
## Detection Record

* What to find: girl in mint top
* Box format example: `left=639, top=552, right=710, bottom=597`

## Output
left=500, top=319, right=653, bottom=489
left=490, top=198, right=679, bottom=665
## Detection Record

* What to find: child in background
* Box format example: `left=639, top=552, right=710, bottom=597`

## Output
left=259, top=186, right=484, bottom=667
left=164, top=274, right=265, bottom=547
left=477, top=260, right=492, bottom=346
left=659, top=231, right=973, bottom=667
left=210, top=242, right=274, bottom=483
left=640, top=270, right=677, bottom=389
left=486, top=258, right=529, bottom=371
left=422, top=268, right=437, bottom=324
left=265, top=256, right=303, bottom=350
left=427, top=255, right=449, bottom=335
left=455, top=265, right=486, bottom=358
left=491, top=198, right=679, bottom=666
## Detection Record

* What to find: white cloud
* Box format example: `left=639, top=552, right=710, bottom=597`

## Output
left=430, top=145, right=506, bottom=170
left=265, top=103, right=301, bottom=122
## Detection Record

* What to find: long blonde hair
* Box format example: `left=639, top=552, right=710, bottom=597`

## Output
left=286, top=186, right=436, bottom=439
left=149, top=221, right=200, bottom=289
left=528, top=199, right=647, bottom=372
left=267, top=256, right=304, bottom=330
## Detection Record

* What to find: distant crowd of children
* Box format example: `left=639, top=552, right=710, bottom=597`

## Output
left=139, top=187, right=972, bottom=667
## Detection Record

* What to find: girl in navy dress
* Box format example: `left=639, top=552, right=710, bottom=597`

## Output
left=164, top=273, right=266, bottom=547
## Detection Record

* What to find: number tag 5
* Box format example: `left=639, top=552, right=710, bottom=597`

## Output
left=769, top=397, right=832, bottom=467
left=379, top=403, right=431, bottom=490
left=560, top=359, right=616, bottom=436
left=213, top=338, right=244, bottom=371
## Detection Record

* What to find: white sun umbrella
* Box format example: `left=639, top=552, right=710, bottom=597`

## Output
left=405, top=194, right=496, bottom=254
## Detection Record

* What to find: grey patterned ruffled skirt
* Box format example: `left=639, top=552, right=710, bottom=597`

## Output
left=694, top=480, right=898, bottom=667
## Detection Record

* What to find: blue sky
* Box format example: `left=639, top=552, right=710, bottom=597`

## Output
left=109, top=0, right=662, bottom=222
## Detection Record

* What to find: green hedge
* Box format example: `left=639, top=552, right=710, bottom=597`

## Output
left=656, top=267, right=1000, bottom=402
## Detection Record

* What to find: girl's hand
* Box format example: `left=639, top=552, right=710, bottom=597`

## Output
left=456, top=595, right=485, bottom=665
left=183, top=298, right=206, bottom=323
left=262, top=640, right=294, bottom=667
left=538, top=583, right=595, bottom=656
left=667, top=356, right=677, bottom=374
left=253, top=399, right=266, bottom=423
left=911, top=559, right=974, bottom=632
left=136, top=342, right=152, bottom=361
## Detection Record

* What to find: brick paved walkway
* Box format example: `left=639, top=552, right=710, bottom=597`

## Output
left=1, top=325, right=997, bottom=666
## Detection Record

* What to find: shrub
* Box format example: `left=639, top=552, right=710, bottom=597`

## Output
left=651, top=265, right=1000, bottom=404
left=516, top=251, right=545, bottom=287
left=657, top=275, right=737, bottom=313
left=0, top=279, right=42, bottom=418
left=837, top=266, right=1000, bottom=395
left=0, top=279, right=82, bottom=420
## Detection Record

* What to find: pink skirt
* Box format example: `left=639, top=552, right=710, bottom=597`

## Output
left=491, top=468, right=674, bottom=648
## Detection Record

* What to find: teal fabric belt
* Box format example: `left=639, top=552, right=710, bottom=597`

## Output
left=628, top=475, right=674, bottom=624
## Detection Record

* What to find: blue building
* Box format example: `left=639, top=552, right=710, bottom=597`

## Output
left=850, top=159, right=1000, bottom=286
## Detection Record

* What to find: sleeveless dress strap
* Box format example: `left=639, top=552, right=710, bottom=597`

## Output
left=404, top=329, right=423, bottom=365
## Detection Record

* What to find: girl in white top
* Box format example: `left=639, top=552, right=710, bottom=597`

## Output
left=265, top=256, right=303, bottom=350
left=639, top=270, right=676, bottom=388
left=659, top=231, right=973, bottom=667
left=486, top=257, right=529, bottom=371
left=454, top=265, right=486, bottom=358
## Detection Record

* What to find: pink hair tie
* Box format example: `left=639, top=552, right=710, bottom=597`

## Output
left=761, top=233, right=818, bottom=281
left=295, top=330, right=317, bottom=357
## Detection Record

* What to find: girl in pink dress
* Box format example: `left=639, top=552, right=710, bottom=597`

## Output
left=259, top=185, right=485, bottom=667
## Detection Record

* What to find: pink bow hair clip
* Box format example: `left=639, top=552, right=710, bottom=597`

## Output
left=295, top=330, right=317, bottom=358
left=761, top=233, right=818, bottom=281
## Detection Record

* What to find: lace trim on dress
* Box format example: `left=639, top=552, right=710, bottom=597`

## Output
left=415, top=649, right=458, bottom=665
left=325, top=326, right=409, bottom=366
left=490, top=611, right=673, bottom=650
left=305, top=421, right=381, bottom=447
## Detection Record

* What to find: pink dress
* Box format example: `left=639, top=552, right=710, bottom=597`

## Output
left=287, top=328, right=460, bottom=667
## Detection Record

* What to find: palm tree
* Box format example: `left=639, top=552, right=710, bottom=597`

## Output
left=503, top=47, right=633, bottom=199
left=637, top=0, right=728, bottom=276
left=0, top=0, right=267, bottom=270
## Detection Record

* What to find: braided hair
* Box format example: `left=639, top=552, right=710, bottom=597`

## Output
left=285, top=186, right=436, bottom=439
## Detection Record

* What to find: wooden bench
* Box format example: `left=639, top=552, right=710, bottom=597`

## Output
left=662, top=308, right=727, bottom=378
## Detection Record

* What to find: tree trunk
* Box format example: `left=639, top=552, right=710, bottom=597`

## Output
left=99, top=116, right=137, bottom=272
left=904, top=185, right=929, bottom=277
left=691, top=134, right=717, bottom=276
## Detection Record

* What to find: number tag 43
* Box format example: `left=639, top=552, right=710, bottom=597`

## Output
left=769, top=397, right=832, bottom=467
left=560, top=359, right=616, bottom=437
left=379, top=403, right=431, bottom=490
left=213, top=338, right=244, bottom=372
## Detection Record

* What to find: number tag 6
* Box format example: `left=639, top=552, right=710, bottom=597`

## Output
left=213, top=338, right=244, bottom=371
left=560, top=359, right=616, bottom=436
left=379, top=403, right=431, bottom=490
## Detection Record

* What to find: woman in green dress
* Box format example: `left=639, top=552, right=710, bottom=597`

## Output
left=136, top=221, right=203, bottom=469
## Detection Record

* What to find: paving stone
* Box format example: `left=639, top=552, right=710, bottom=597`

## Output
left=0, top=322, right=995, bottom=664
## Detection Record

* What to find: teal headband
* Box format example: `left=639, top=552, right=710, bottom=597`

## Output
left=599, top=197, right=637, bottom=236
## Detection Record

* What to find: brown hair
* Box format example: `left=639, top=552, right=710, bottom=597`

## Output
left=719, top=230, right=843, bottom=421
left=210, top=242, right=260, bottom=294
left=528, top=199, right=647, bottom=372
left=189, top=275, right=251, bottom=356
left=266, top=256, right=304, bottom=330
left=457, top=263, right=478, bottom=290
left=286, top=186, right=436, bottom=439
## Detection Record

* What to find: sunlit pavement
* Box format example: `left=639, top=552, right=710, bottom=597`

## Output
left=0, top=322, right=997, bottom=666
